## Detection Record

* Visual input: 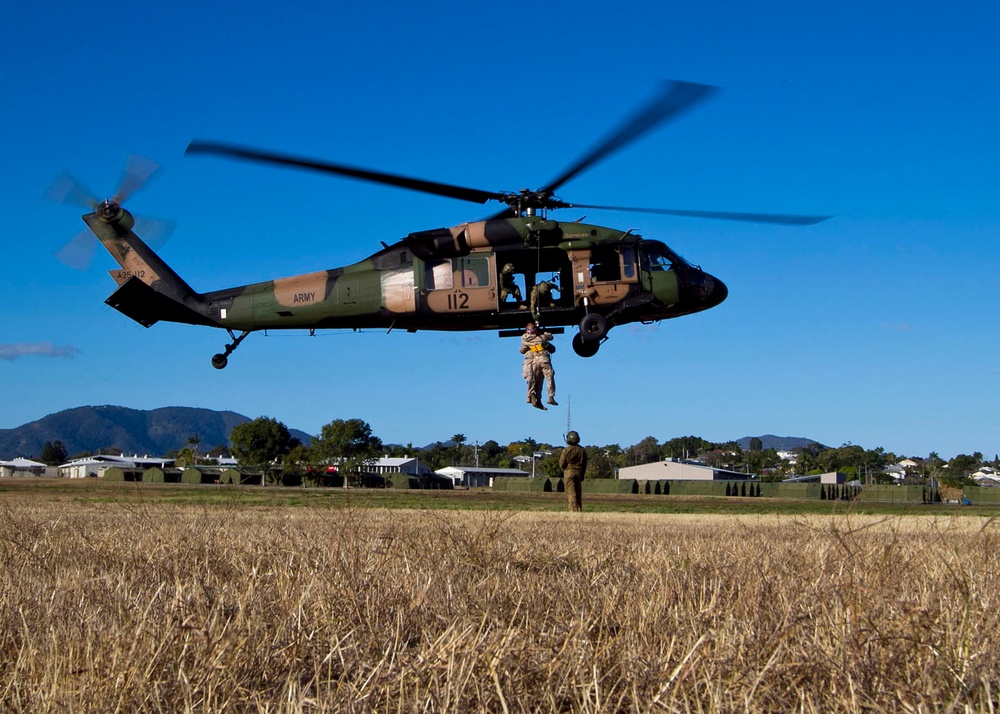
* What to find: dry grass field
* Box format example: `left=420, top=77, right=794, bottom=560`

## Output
left=1, top=483, right=999, bottom=712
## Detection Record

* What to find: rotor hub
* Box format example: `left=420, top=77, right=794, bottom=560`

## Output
left=97, top=198, right=123, bottom=221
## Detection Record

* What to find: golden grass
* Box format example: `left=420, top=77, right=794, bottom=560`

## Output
left=1, top=501, right=999, bottom=712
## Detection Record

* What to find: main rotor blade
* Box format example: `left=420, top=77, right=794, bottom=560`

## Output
left=186, top=141, right=504, bottom=205
left=539, top=81, right=718, bottom=197
left=563, top=202, right=830, bottom=225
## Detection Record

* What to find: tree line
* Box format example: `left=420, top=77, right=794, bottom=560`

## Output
left=34, top=422, right=997, bottom=488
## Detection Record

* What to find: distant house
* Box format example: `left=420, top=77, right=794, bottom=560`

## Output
left=884, top=464, right=907, bottom=481
left=783, top=472, right=847, bottom=485
left=618, top=459, right=753, bottom=482
left=0, top=457, right=54, bottom=478
left=972, top=468, right=1000, bottom=487
left=59, top=454, right=173, bottom=479
left=436, top=466, right=530, bottom=488
left=367, top=457, right=432, bottom=477
left=776, top=451, right=798, bottom=464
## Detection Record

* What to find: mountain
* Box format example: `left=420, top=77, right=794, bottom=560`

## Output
left=736, top=435, right=825, bottom=452
left=0, top=406, right=314, bottom=459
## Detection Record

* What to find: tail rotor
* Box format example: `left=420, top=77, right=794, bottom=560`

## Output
left=46, top=155, right=174, bottom=270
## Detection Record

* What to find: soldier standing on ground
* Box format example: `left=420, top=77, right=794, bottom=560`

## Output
left=559, top=431, right=587, bottom=512
left=519, top=321, right=557, bottom=410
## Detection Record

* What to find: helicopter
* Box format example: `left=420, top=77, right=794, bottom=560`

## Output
left=54, top=81, right=827, bottom=369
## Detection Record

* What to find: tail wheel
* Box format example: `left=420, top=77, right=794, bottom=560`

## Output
left=579, top=312, right=608, bottom=342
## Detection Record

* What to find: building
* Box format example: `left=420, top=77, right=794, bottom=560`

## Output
left=59, top=454, right=174, bottom=479
left=0, top=457, right=54, bottom=478
left=783, top=472, right=847, bottom=484
left=972, top=468, right=1000, bottom=487
left=368, top=457, right=433, bottom=477
left=436, top=466, right=531, bottom=488
left=618, top=458, right=753, bottom=482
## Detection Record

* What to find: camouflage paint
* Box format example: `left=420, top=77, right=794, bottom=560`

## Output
left=86, top=209, right=727, bottom=356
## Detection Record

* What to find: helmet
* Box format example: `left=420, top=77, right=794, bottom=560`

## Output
left=502, top=263, right=515, bottom=273
left=565, top=431, right=580, bottom=445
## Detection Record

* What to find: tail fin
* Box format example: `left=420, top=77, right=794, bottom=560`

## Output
left=84, top=205, right=217, bottom=328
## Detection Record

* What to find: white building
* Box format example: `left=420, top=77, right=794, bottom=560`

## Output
left=618, top=459, right=753, bottom=482
left=0, top=457, right=54, bottom=478
left=783, top=472, right=847, bottom=484
left=776, top=451, right=798, bottom=464
left=368, top=457, right=432, bottom=476
left=436, top=466, right=530, bottom=488
left=972, top=468, right=1000, bottom=487
left=59, top=454, right=173, bottom=479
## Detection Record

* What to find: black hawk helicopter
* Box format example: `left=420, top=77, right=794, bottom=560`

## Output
left=53, top=81, right=827, bottom=368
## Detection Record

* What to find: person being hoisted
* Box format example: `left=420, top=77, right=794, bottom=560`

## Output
left=519, top=321, right=557, bottom=410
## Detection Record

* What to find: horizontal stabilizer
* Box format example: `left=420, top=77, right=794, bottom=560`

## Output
left=106, top=277, right=216, bottom=328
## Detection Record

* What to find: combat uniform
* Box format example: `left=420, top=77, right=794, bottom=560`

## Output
left=529, top=281, right=555, bottom=320
left=500, top=264, right=523, bottom=306
left=520, top=326, right=556, bottom=408
left=559, top=439, right=587, bottom=512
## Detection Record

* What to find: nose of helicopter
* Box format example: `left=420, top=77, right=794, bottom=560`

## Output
left=706, top=272, right=728, bottom=308
left=686, top=270, right=728, bottom=311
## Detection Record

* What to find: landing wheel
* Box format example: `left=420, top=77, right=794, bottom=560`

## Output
left=572, top=333, right=600, bottom=358
left=211, top=329, right=251, bottom=370
left=579, top=312, right=608, bottom=342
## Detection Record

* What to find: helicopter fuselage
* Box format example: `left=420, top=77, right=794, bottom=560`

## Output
left=89, top=209, right=726, bottom=364
left=195, top=216, right=727, bottom=343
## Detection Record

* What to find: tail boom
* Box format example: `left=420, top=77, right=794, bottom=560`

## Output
left=84, top=208, right=217, bottom=328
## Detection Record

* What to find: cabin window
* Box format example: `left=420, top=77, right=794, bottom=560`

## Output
left=620, top=245, right=636, bottom=279
left=458, top=256, right=490, bottom=288
left=425, top=260, right=453, bottom=289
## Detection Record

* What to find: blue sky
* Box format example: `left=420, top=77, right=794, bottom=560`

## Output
left=2, top=0, right=998, bottom=459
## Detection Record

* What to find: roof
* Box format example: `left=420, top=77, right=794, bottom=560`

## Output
left=437, top=466, right=529, bottom=476
left=0, top=457, right=47, bottom=468
left=375, top=457, right=422, bottom=467
left=59, top=454, right=174, bottom=468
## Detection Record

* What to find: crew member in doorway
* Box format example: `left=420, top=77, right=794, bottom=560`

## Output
left=529, top=280, right=556, bottom=320
left=519, top=321, right=557, bottom=409
left=500, top=263, right=525, bottom=307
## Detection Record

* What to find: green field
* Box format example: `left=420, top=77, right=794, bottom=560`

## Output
left=0, top=477, right=994, bottom=516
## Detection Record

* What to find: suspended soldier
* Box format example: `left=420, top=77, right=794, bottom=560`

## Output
left=519, top=321, right=557, bottom=409
left=559, top=431, right=587, bottom=512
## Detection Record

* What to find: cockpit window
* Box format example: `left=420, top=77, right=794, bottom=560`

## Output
left=649, top=254, right=671, bottom=271
left=643, top=245, right=673, bottom=271
left=641, top=241, right=690, bottom=272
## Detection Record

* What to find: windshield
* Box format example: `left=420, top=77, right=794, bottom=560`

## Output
left=641, top=241, right=686, bottom=271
